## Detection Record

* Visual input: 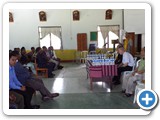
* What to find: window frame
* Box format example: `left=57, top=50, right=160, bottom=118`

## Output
left=97, top=25, right=120, bottom=49
left=38, top=26, right=63, bottom=50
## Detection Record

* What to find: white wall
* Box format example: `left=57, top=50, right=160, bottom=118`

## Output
left=124, top=9, right=145, bottom=34
left=9, top=9, right=145, bottom=50
left=124, top=9, right=145, bottom=48
left=9, top=9, right=123, bottom=50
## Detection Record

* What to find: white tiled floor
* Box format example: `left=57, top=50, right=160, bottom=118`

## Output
left=41, top=62, right=122, bottom=94
left=32, top=62, right=139, bottom=109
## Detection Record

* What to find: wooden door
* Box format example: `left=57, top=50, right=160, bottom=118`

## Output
left=126, top=32, right=135, bottom=56
left=137, top=34, right=142, bottom=53
left=77, top=33, right=87, bottom=51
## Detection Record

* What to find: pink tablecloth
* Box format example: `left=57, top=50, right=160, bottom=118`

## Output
left=89, top=65, right=118, bottom=78
left=86, top=60, right=118, bottom=90
left=87, top=60, right=118, bottom=78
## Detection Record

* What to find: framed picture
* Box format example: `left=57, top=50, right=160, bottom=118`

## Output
left=90, top=31, right=98, bottom=41
left=39, top=11, right=47, bottom=21
left=73, top=10, right=80, bottom=21
left=105, top=9, right=112, bottom=20
left=9, top=12, right=13, bottom=22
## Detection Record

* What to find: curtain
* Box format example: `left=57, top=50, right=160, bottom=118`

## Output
left=99, top=26, right=110, bottom=42
left=40, top=27, right=63, bottom=49
left=108, top=26, right=119, bottom=37
left=99, top=25, right=119, bottom=42
left=99, top=25, right=119, bottom=48
left=40, top=27, right=61, bottom=39
left=41, top=28, right=50, bottom=39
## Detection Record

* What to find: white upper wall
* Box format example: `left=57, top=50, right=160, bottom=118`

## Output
left=124, top=9, right=145, bottom=34
left=9, top=9, right=145, bottom=50
left=9, top=9, right=123, bottom=50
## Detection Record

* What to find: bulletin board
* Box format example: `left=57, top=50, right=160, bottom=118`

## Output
left=90, top=31, right=98, bottom=41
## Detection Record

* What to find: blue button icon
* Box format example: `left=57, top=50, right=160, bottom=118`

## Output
left=137, top=89, right=158, bottom=110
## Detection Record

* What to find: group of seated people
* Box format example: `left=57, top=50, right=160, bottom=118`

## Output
left=9, top=46, right=63, bottom=109
left=114, top=45, right=145, bottom=97
left=10, top=46, right=63, bottom=78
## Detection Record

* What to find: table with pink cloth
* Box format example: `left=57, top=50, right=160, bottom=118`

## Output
left=86, top=60, right=118, bottom=90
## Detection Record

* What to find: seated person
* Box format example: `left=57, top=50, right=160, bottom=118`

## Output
left=48, top=46, right=63, bottom=69
left=25, top=55, right=36, bottom=75
left=27, top=47, right=36, bottom=62
left=14, top=48, right=21, bottom=55
left=14, top=50, right=59, bottom=101
left=112, top=46, right=134, bottom=85
left=42, top=46, right=58, bottom=70
left=9, top=50, right=12, bottom=54
left=42, top=46, right=50, bottom=58
left=115, top=44, right=123, bottom=65
left=9, top=52, right=40, bottom=109
left=9, top=91, right=24, bottom=109
left=122, top=47, right=145, bottom=97
left=36, top=47, right=55, bottom=78
left=20, top=47, right=28, bottom=65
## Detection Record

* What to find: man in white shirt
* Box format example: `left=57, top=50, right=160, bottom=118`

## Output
left=113, top=46, right=134, bottom=85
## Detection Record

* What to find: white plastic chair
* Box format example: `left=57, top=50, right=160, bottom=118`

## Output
left=80, top=51, right=88, bottom=63
left=133, top=81, right=145, bottom=104
left=120, top=57, right=138, bottom=82
left=75, top=51, right=81, bottom=63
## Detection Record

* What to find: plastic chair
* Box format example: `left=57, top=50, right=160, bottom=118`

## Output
left=133, top=81, right=145, bottom=104
left=80, top=51, right=88, bottom=63
left=75, top=51, right=81, bottom=63
left=120, top=57, right=138, bottom=82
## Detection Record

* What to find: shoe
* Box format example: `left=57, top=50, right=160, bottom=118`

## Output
left=51, top=93, right=59, bottom=98
left=31, top=105, right=40, bottom=109
left=58, top=66, right=63, bottom=69
left=42, top=96, right=51, bottom=101
left=125, top=93, right=132, bottom=97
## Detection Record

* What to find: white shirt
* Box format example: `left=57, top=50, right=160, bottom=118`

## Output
left=52, top=51, right=57, bottom=59
left=122, top=52, right=134, bottom=67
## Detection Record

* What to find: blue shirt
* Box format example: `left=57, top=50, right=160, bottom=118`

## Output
left=14, top=62, right=32, bottom=85
left=9, top=66, right=22, bottom=90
